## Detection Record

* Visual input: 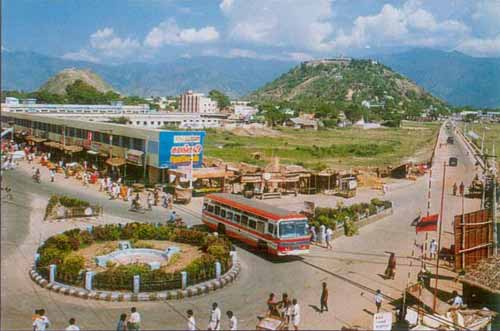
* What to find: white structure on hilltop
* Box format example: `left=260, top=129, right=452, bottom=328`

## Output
left=179, top=90, right=218, bottom=113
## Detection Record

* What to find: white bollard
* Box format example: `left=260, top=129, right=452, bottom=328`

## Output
left=181, top=271, right=187, bottom=289
left=229, top=251, right=237, bottom=266
left=85, top=271, right=94, bottom=291
left=215, top=261, right=222, bottom=280
left=133, top=275, right=140, bottom=294
left=49, top=264, right=57, bottom=283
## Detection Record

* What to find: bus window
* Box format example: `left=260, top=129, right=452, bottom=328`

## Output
left=241, top=215, right=248, bottom=226
left=203, top=203, right=208, bottom=210
left=249, top=219, right=257, bottom=229
left=227, top=211, right=233, bottom=220
left=279, top=220, right=308, bottom=238
left=268, top=223, right=275, bottom=235
left=234, top=214, right=241, bottom=223
left=220, top=209, right=226, bottom=218
left=214, top=206, right=220, bottom=215
left=256, top=221, right=265, bottom=233
left=207, top=204, right=214, bottom=213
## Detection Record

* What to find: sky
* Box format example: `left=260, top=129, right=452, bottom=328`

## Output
left=3, top=0, right=500, bottom=64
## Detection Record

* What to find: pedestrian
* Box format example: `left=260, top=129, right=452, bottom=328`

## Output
left=147, top=192, right=153, bottom=210
left=99, top=177, right=105, bottom=192
left=227, top=311, right=237, bottom=331
left=153, top=188, right=159, bottom=206
left=128, top=307, right=141, bottom=331
left=375, top=289, right=383, bottom=313
left=310, top=225, right=317, bottom=242
left=385, top=253, right=397, bottom=280
left=83, top=173, right=89, bottom=187
left=319, top=224, right=326, bottom=245
left=65, top=318, right=80, bottom=331
left=47, top=152, right=51, bottom=161
left=187, top=309, right=196, bottom=331
left=162, top=193, right=169, bottom=208
left=452, top=182, right=457, bottom=196
left=459, top=181, right=465, bottom=196
left=325, top=227, right=333, bottom=250
left=50, top=169, right=55, bottom=182
left=320, top=282, right=329, bottom=313
left=429, top=239, right=438, bottom=260
left=290, top=299, right=300, bottom=331
left=382, top=184, right=387, bottom=195
left=116, top=313, right=127, bottom=331
left=32, top=309, right=50, bottom=331
left=267, top=293, right=279, bottom=316
left=126, top=186, right=133, bottom=202
left=208, top=302, right=221, bottom=331
left=448, top=291, right=464, bottom=308
left=114, top=184, right=121, bottom=200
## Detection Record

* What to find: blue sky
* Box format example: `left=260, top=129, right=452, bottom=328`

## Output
left=3, top=0, right=500, bottom=64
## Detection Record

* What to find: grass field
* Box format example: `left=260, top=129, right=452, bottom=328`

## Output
left=461, top=122, right=500, bottom=166
left=204, top=121, right=440, bottom=170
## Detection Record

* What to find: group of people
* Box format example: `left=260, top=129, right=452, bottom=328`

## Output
left=185, top=303, right=237, bottom=331
left=266, top=292, right=302, bottom=330
left=309, top=224, right=333, bottom=249
left=452, top=181, right=465, bottom=196
left=32, top=309, right=79, bottom=331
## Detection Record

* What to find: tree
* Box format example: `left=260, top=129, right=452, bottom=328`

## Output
left=65, top=80, right=107, bottom=104
left=344, top=104, right=364, bottom=122
left=208, top=90, right=230, bottom=110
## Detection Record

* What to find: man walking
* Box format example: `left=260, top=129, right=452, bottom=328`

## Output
left=186, top=309, right=196, bottom=331
left=32, top=309, right=50, bottom=331
left=325, top=227, right=333, bottom=250
left=375, top=290, right=383, bottom=313
left=208, top=302, right=221, bottom=331
left=459, top=181, right=465, bottom=196
left=429, top=239, right=438, bottom=260
left=50, top=169, right=55, bottom=182
left=290, top=299, right=301, bottom=331
left=319, top=224, right=326, bottom=245
left=227, top=311, right=237, bottom=331
left=65, top=317, right=80, bottom=331
left=320, top=282, right=329, bottom=313
left=128, top=307, right=141, bottom=331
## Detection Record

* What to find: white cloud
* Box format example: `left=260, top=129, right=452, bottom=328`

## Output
left=89, top=27, right=140, bottom=56
left=221, top=0, right=334, bottom=52
left=144, top=19, right=219, bottom=47
left=62, top=49, right=100, bottom=63
left=472, top=0, right=500, bottom=37
left=331, top=1, right=469, bottom=50
left=457, top=34, right=500, bottom=57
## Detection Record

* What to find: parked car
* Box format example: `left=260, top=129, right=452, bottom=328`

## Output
left=447, top=136, right=454, bottom=144
left=449, top=157, right=458, bottom=167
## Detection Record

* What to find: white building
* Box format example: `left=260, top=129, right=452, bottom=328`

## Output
left=1, top=98, right=151, bottom=114
left=233, top=105, right=258, bottom=118
left=179, top=91, right=218, bottom=113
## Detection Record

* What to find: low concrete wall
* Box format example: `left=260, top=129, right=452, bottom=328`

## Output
left=331, top=207, right=393, bottom=239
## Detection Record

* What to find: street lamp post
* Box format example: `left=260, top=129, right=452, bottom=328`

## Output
left=432, top=161, right=447, bottom=313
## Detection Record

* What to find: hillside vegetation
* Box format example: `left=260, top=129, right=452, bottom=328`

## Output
left=39, top=68, right=115, bottom=95
left=248, top=59, right=448, bottom=121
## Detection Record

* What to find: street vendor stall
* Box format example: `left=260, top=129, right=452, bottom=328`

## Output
left=167, top=167, right=227, bottom=197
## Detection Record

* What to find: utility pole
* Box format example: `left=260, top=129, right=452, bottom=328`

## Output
left=433, top=161, right=447, bottom=313
left=492, top=144, right=498, bottom=256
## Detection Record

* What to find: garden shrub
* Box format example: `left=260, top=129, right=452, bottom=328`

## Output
left=44, top=195, right=91, bottom=220
left=44, top=234, right=72, bottom=251
left=38, top=247, right=69, bottom=267
left=343, top=219, right=359, bottom=237
left=133, top=240, right=154, bottom=249
left=59, top=253, right=85, bottom=277
left=92, top=225, right=121, bottom=241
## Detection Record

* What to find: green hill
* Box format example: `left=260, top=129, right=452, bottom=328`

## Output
left=38, top=68, right=116, bottom=95
left=248, top=58, right=447, bottom=116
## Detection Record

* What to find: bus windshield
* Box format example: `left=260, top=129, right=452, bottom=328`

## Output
left=279, top=220, right=308, bottom=238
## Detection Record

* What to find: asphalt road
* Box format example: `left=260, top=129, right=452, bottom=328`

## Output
left=0, top=123, right=481, bottom=330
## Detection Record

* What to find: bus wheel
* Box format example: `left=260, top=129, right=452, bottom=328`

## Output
left=257, top=240, right=268, bottom=253
left=217, top=223, right=226, bottom=235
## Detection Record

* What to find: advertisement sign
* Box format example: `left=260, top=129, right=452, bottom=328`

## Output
left=126, top=150, right=143, bottom=166
left=158, top=131, right=205, bottom=169
left=373, top=312, right=392, bottom=331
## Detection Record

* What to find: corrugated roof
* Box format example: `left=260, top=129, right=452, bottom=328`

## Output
left=206, top=193, right=304, bottom=221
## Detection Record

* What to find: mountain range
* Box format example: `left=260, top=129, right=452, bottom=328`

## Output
left=2, top=49, right=500, bottom=108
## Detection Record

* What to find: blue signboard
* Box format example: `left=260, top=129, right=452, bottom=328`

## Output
left=158, top=131, right=205, bottom=169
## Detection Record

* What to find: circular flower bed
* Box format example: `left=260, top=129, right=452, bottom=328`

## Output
left=35, top=223, right=233, bottom=292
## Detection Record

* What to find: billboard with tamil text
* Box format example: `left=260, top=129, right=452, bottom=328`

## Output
left=158, top=131, right=205, bottom=169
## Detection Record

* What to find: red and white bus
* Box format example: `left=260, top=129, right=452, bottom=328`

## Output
left=202, top=193, right=310, bottom=256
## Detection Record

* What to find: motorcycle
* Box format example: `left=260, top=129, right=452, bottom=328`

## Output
left=129, top=200, right=146, bottom=213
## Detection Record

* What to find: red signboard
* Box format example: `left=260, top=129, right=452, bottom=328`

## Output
left=416, top=214, right=438, bottom=233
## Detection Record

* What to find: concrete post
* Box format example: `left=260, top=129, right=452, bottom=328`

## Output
left=34, top=253, right=40, bottom=267
left=215, top=261, right=222, bottom=280
left=85, top=271, right=94, bottom=291
left=230, top=251, right=237, bottom=266
left=181, top=271, right=187, bottom=289
left=133, top=275, right=140, bottom=294
left=86, top=225, right=93, bottom=233
left=49, top=264, right=57, bottom=283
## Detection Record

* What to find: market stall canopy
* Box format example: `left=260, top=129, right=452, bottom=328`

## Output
left=106, top=157, right=126, bottom=167
left=64, top=145, right=83, bottom=153
left=43, top=141, right=64, bottom=150
left=26, top=135, right=47, bottom=143
left=168, top=167, right=226, bottom=180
